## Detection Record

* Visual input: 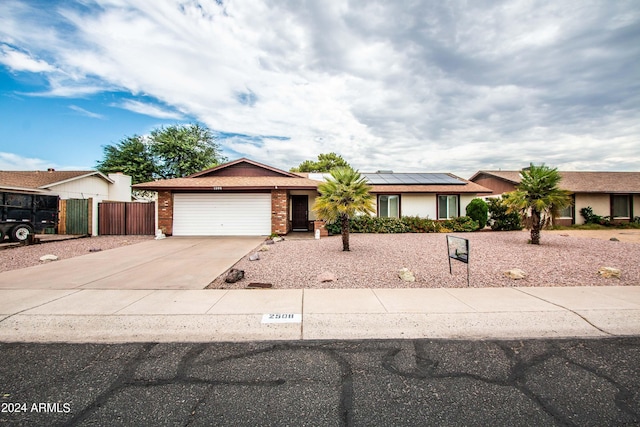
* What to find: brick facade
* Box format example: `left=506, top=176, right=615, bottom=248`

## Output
left=157, top=191, right=174, bottom=235
left=271, top=189, right=289, bottom=235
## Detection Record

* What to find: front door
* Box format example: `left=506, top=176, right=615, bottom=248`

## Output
left=291, top=196, right=309, bottom=231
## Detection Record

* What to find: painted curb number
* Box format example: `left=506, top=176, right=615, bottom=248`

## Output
left=261, top=313, right=302, bottom=324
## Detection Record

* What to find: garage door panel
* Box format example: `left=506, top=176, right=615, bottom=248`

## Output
left=173, top=193, right=271, bottom=236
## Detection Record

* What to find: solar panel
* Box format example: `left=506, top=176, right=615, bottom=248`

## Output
left=363, top=172, right=465, bottom=185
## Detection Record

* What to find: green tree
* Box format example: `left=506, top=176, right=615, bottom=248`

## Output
left=96, top=124, right=226, bottom=184
left=312, top=167, right=375, bottom=251
left=95, top=135, right=156, bottom=185
left=503, top=164, right=572, bottom=244
left=465, top=198, right=488, bottom=229
left=290, top=152, right=350, bottom=173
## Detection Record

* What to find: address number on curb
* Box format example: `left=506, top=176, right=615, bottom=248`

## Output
left=261, top=313, right=302, bottom=324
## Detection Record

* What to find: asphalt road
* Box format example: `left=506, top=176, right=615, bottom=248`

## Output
left=1, top=338, right=639, bottom=426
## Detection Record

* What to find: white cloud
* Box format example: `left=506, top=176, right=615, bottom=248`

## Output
left=0, top=45, right=55, bottom=73
left=116, top=100, right=184, bottom=120
left=0, top=0, right=638, bottom=176
left=0, top=152, right=52, bottom=170
left=69, top=105, right=105, bottom=119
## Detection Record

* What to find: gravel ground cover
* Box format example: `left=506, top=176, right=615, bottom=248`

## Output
left=0, top=235, right=153, bottom=272
left=209, top=231, right=640, bottom=289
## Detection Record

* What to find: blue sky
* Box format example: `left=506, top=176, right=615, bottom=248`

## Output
left=1, top=0, right=639, bottom=178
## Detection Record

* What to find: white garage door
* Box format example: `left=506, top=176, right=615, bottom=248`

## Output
left=173, top=193, right=271, bottom=236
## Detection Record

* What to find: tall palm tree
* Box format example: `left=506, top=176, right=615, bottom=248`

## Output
left=503, top=164, right=572, bottom=245
left=313, top=167, right=375, bottom=251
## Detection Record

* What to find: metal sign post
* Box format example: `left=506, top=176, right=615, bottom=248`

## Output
left=446, top=235, right=470, bottom=287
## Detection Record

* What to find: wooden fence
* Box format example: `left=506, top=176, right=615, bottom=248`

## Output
left=98, top=202, right=155, bottom=235
left=58, top=198, right=90, bottom=235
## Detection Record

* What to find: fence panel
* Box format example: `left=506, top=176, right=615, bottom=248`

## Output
left=99, top=202, right=155, bottom=235
left=126, top=202, right=155, bottom=235
left=65, top=199, right=89, bottom=235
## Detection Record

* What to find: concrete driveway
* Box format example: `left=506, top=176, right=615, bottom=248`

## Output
left=0, top=237, right=264, bottom=290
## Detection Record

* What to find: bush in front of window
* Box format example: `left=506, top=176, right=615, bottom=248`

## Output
left=324, top=215, right=479, bottom=234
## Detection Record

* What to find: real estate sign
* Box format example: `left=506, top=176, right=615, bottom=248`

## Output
left=446, top=235, right=470, bottom=286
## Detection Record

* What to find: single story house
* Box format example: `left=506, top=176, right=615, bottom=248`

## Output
left=0, top=169, right=132, bottom=235
left=133, top=158, right=492, bottom=236
left=469, top=170, right=640, bottom=225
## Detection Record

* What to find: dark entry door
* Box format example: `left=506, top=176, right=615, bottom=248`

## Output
left=291, top=196, right=309, bottom=231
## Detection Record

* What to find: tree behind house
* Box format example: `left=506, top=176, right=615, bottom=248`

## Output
left=96, top=123, right=227, bottom=184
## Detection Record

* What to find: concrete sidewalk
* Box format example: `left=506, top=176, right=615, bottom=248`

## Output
left=1, top=286, right=639, bottom=342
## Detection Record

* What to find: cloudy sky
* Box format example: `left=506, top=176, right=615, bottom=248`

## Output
left=0, top=0, right=638, bottom=178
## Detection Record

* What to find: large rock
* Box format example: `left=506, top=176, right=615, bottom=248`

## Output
left=39, top=254, right=58, bottom=262
left=504, top=269, right=527, bottom=280
left=317, top=271, right=337, bottom=283
left=598, top=267, right=621, bottom=279
left=398, top=268, right=415, bottom=282
left=225, top=268, right=245, bottom=283
left=259, top=245, right=270, bottom=252
left=248, top=252, right=261, bottom=261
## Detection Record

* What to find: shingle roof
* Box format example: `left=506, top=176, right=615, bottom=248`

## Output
left=133, top=175, right=322, bottom=190
left=0, top=171, right=111, bottom=192
left=472, top=171, right=640, bottom=193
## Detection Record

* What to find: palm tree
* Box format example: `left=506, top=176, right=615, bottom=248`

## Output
left=312, top=167, right=375, bottom=251
left=503, top=164, right=572, bottom=245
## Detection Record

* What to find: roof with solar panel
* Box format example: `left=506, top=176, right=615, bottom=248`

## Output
left=362, top=172, right=466, bottom=185
left=361, top=171, right=492, bottom=194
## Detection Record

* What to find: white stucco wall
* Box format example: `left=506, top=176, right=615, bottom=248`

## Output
left=574, top=194, right=610, bottom=224
left=401, top=194, right=437, bottom=218
left=107, top=173, right=132, bottom=202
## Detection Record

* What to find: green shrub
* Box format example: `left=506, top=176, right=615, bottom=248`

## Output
left=487, top=197, right=522, bottom=231
left=465, top=198, right=488, bottom=229
left=401, top=216, right=443, bottom=233
left=442, top=216, right=479, bottom=232
left=580, top=206, right=611, bottom=226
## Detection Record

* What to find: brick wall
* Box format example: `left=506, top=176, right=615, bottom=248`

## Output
left=157, top=191, right=173, bottom=235
left=271, top=189, right=289, bottom=235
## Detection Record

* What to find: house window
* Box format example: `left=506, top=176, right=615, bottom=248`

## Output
left=378, top=195, right=399, bottom=218
left=559, top=205, right=573, bottom=218
left=438, top=195, right=459, bottom=220
left=612, top=195, right=631, bottom=219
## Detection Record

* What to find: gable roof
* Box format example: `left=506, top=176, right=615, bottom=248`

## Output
left=0, top=170, right=113, bottom=193
left=188, top=158, right=299, bottom=178
left=470, top=170, right=640, bottom=193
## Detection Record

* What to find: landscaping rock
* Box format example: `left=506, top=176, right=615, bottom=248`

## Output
left=504, top=269, right=527, bottom=280
left=265, top=239, right=275, bottom=245
left=89, top=248, right=102, bottom=252
left=225, top=268, right=245, bottom=283
left=259, top=245, right=270, bottom=252
left=248, top=252, right=261, bottom=261
left=398, top=268, right=415, bottom=282
left=39, top=254, right=58, bottom=262
left=610, top=237, right=620, bottom=242
left=598, top=267, right=621, bottom=279
left=317, top=271, right=337, bottom=283
left=272, top=236, right=284, bottom=243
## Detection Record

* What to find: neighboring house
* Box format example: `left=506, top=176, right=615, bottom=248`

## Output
left=0, top=169, right=132, bottom=235
left=133, top=158, right=492, bottom=236
left=469, top=170, right=640, bottom=225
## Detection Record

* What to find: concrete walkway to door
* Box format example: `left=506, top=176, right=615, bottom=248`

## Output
left=0, top=237, right=264, bottom=290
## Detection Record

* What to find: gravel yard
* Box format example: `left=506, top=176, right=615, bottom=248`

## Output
left=209, top=231, right=640, bottom=289
left=0, top=235, right=153, bottom=272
